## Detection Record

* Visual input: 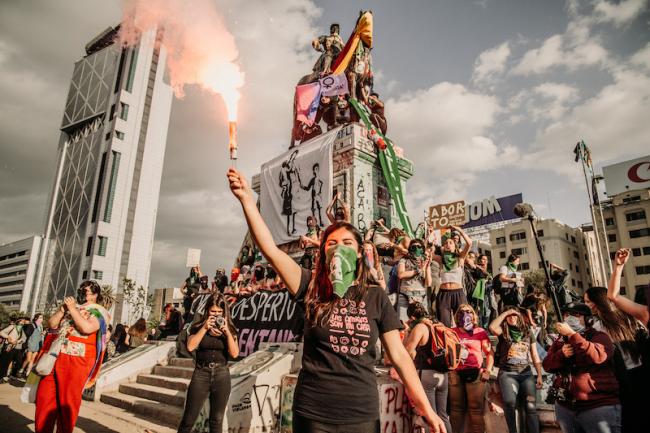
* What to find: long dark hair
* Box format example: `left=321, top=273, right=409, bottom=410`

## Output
left=585, top=286, right=638, bottom=344
left=307, top=222, right=373, bottom=325
left=191, top=293, right=237, bottom=336
left=500, top=305, right=530, bottom=342
left=129, top=318, right=148, bottom=338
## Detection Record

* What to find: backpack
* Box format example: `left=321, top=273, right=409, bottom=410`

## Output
left=427, top=323, right=462, bottom=372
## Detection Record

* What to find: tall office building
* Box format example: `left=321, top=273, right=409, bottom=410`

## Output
left=34, top=25, right=173, bottom=321
left=597, top=155, right=650, bottom=302
left=0, top=236, right=42, bottom=312
left=489, top=218, right=594, bottom=294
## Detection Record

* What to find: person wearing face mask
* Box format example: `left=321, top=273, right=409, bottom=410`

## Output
left=449, top=304, right=494, bottom=433
left=19, top=313, right=45, bottom=378
left=543, top=302, right=621, bottom=433
left=397, top=239, right=432, bottom=322
left=227, top=168, right=448, bottom=433
left=499, top=253, right=524, bottom=308
left=431, top=225, right=473, bottom=327
left=34, top=280, right=110, bottom=433
left=490, top=307, right=543, bottom=433
left=178, top=293, right=238, bottom=433
left=0, top=315, right=28, bottom=382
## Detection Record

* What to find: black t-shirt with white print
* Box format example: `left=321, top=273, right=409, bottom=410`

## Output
left=292, top=268, right=401, bottom=424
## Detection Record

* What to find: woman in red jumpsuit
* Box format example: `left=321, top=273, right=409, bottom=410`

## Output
left=34, top=281, right=110, bottom=433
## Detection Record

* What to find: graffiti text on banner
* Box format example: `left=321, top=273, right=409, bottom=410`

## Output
left=231, top=290, right=305, bottom=357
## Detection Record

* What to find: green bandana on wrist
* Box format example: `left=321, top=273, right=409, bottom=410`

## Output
left=326, top=244, right=358, bottom=298
left=442, top=252, right=457, bottom=272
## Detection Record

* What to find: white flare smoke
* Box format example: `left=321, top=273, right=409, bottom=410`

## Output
left=120, top=0, right=244, bottom=121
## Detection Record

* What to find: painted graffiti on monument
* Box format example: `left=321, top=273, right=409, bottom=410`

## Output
left=231, top=290, right=305, bottom=357
left=380, top=381, right=415, bottom=433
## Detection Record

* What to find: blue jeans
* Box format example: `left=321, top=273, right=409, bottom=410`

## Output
left=498, top=368, right=539, bottom=433
left=419, top=370, right=452, bottom=433
left=555, top=403, right=621, bottom=433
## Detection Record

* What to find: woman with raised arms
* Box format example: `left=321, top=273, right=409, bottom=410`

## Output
left=227, top=168, right=446, bottom=433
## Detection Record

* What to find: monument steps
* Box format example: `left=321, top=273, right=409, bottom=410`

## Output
left=100, top=356, right=192, bottom=427
left=119, top=382, right=186, bottom=407
left=137, top=373, right=190, bottom=391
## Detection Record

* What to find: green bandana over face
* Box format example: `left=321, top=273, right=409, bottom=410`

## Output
left=508, top=325, right=523, bottom=342
left=443, top=252, right=457, bottom=272
left=507, top=261, right=517, bottom=272
left=326, top=245, right=358, bottom=298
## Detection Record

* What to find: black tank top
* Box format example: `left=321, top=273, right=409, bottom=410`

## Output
left=414, top=325, right=434, bottom=370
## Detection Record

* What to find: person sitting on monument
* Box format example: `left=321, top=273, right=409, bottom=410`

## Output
left=325, top=190, right=351, bottom=224
left=499, top=253, right=525, bottom=307
left=365, top=217, right=392, bottom=255
left=226, top=168, right=448, bottom=433
left=157, top=304, right=183, bottom=340
left=489, top=307, right=543, bottom=433
left=300, top=216, right=322, bottom=269
left=430, top=226, right=473, bottom=327
left=368, top=92, right=387, bottom=135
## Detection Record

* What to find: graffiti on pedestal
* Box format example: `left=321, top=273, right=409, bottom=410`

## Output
left=380, top=381, right=415, bottom=433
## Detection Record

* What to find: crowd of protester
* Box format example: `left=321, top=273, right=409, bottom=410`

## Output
left=2, top=171, right=647, bottom=433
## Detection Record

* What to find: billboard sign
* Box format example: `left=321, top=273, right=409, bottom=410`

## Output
left=461, top=193, right=523, bottom=229
left=602, top=155, right=650, bottom=196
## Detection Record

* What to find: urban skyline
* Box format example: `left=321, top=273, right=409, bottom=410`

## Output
left=1, top=0, right=649, bottom=290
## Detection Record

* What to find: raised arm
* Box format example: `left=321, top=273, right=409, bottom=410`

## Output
left=489, top=309, right=517, bottom=336
left=227, top=169, right=301, bottom=295
left=452, top=225, right=472, bottom=259
left=325, top=192, right=338, bottom=224
left=608, top=248, right=649, bottom=323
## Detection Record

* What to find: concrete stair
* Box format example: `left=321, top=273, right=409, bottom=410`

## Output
left=100, top=356, right=194, bottom=428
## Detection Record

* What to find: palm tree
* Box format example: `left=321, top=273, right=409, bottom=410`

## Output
left=101, top=285, right=116, bottom=310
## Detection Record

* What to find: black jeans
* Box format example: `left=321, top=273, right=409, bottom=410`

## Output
left=293, top=413, right=379, bottom=433
left=0, top=347, right=23, bottom=377
left=498, top=368, right=540, bottom=433
left=177, top=364, right=231, bottom=433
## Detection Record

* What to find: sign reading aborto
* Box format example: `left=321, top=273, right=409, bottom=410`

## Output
left=428, top=200, right=466, bottom=230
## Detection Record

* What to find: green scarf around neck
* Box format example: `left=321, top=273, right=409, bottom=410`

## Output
left=508, top=325, right=523, bottom=342
left=442, top=252, right=458, bottom=272
left=506, top=261, right=517, bottom=272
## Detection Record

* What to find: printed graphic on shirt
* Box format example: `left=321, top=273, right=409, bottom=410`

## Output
left=327, top=299, right=371, bottom=356
left=507, top=341, right=530, bottom=365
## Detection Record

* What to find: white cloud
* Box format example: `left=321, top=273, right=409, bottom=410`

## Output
left=630, top=41, right=650, bottom=70
left=523, top=48, right=650, bottom=177
left=385, top=82, right=518, bottom=219
left=471, top=42, right=511, bottom=86
left=594, top=0, right=649, bottom=27
left=507, top=82, right=580, bottom=123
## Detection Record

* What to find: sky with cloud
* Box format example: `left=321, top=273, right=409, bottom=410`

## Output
left=1, top=0, right=648, bottom=289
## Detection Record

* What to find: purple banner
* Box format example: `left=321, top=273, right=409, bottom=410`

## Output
left=462, top=193, right=523, bottom=229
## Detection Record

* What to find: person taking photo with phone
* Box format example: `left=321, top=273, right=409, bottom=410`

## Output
left=177, top=293, right=238, bottom=433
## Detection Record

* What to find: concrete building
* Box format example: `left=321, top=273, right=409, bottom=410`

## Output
left=0, top=236, right=42, bottom=312
left=34, top=25, right=173, bottom=321
left=597, top=188, right=650, bottom=302
left=489, top=218, right=593, bottom=294
left=580, top=224, right=606, bottom=287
